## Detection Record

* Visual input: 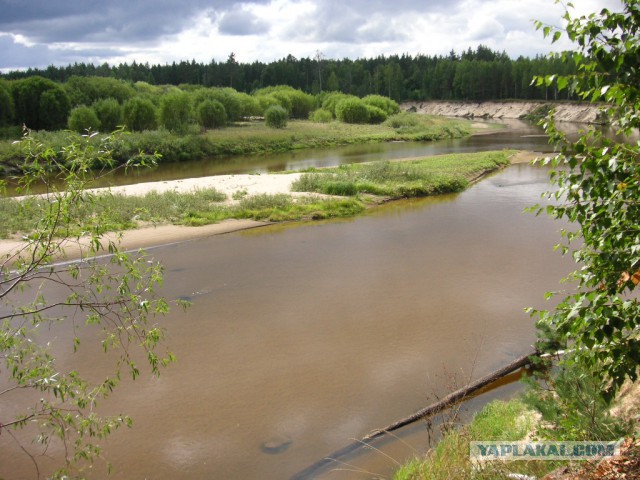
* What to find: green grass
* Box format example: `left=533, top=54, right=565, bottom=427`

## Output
left=0, top=150, right=511, bottom=239
left=393, top=399, right=564, bottom=480
left=0, top=116, right=472, bottom=174
left=0, top=188, right=365, bottom=239
left=292, top=151, right=513, bottom=199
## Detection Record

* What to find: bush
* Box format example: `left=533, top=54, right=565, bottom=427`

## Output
left=254, top=86, right=315, bottom=119
left=192, top=88, right=243, bottom=122
left=309, top=108, right=333, bottom=123
left=197, top=100, right=227, bottom=129
left=123, top=97, right=158, bottom=132
left=321, top=92, right=352, bottom=116
left=366, top=105, right=388, bottom=124
left=256, top=94, right=283, bottom=115
left=160, top=90, right=192, bottom=133
left=92, top=98, right=122, bottom=132
left=335, top=98, right=370, bottom=124
left=384, top=111, right=420, bottom=129
left=362, top=94, right=400, bottom=115
left=68, top=105, right=101, bottom=133
left=264, top=105, right=288, bottom=128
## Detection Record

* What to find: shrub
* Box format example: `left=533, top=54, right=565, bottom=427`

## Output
left=160, top=90, right=192, bottom=133
left=264, top=105, right=288, bottom=128
left=197, top=100, right=227, bottom=129
left=309, top=108, right=333, bottom=123
left=92, top=98, right=122, bottom=132
left=335, top=98, right=370, bottom=124
left=235, top=92, right=260, bottom=117
left=366, top=105, right=388, bottom=124
left=256, top=95, right=283, bottom=115
left=254, top=86, right=314, bottom=119
left=321, top=92, right=352, bottom=116
left=384, top=111, right=420, bottom=129
left=193, top=88, right=243, bottom=122
left=68, top=105, right=101, bottom=133
left=123, top=97, right=158, bottom=132
left=362, top=94, right=400, bottom=115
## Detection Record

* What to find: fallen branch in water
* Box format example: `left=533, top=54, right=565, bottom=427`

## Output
left=364, top=350, right=539, bottom=440
left=291, top=349, right=542, bottom=479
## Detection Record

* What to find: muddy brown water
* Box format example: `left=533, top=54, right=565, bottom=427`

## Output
left=1, top=161, right=575, bottom=479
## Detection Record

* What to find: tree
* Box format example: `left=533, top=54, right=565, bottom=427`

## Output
left=197, top=99, right=226, bottom=129
left=92, top=98, right=123, bottom=132
left=67, top=105, right=101, bottom=133
left=12, top=77, right=71, bottom=130
left=0, top=82, right=14, bottom=126
left=159, top=90, right=192, bottom=133
left=0, top=132, right=181, bottom=478
left=335, top=97, right=370, bottom=124
left=530, top=0, right=640, bottom=398
left=123, top=97, right=158, bottom=132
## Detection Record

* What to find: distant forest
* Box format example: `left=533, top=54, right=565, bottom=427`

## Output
left=1, top=46, right=576, bottom=102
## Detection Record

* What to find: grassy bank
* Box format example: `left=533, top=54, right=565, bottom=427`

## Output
left=0, top=116, right=471, bottom=175
left=292, top=151, right=512, bottom=198
left=394, top=399, right=561, bottom=480
left=0, top=150, right=510, bottom=239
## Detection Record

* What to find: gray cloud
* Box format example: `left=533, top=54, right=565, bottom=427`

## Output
left=0, top=0, right=624, bottom=69
left=218, top=8, right=270, bottom=36
left=0, top=0, right=271, bottom=43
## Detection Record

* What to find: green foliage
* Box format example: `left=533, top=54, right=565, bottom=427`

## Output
left=0, top=82, right=14, bottom=126
left=192, top=87, right=243, bottom=122
left=384, top=111, right=420, bottom=129
left=92, top=97, right=123, bottom=132
left=39, top=87, right=72, bottom=131
left=0, top=118, right=471, bottom=173
left=292, top=151, right=510, bottom=198
left=254, top=86, right=315, bottom=119
left=393, top=399, right=552, bottom=480
left=530, top=0, right=640, bottom=398
left=264, top=105, right=288, bottom=128
left=523, top=360, right=632, bottom=441
left=159, top=90, right=192, bottom=133
left=12, top=76, right=71, bottom=130
left=0, top=132, right=178, bottom=478
left=64, top=75, right=135, bottom=107
left=321, top=92, right=351, bottom=116
left=123, top=97, right=158, bottom=132
left=197, top=99, right=227, bottom=129
left=362, top=94, right=400, bottom=115
left=335, top=97, right=370, bottom=124
left=234, top=91, right=260, bottom=117
left=309, top=108, right=333, bottom=123
left=365, top=104, right=388, bottom=124
left=67, top=105, right=101, bottom=133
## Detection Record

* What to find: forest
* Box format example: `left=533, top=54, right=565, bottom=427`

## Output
left=1, top=45, right=575, bottom=104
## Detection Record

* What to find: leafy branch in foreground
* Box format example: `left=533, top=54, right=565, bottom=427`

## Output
left=0, top=131, right=184, bottom=479
left=530, top=0, right=640, bottom=399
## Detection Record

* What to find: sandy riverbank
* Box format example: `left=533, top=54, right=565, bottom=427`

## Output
left=0, top=150, right=545, bottom=259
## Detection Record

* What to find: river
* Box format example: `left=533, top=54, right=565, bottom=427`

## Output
left=1, top=121, right=577, bottom=479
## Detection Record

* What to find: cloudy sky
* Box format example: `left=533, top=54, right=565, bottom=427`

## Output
left=0, top=0, right=622, bottom=71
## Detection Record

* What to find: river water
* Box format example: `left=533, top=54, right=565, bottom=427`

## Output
left=1, top=121, right=578, bottom=479
left=89, top=119, right=555, bottom=187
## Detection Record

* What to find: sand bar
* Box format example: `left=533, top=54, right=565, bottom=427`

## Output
left=1, top=150, right=543, bottom=259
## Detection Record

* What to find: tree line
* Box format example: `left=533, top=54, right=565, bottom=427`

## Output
left=1, top=45, right=577, bottom=104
